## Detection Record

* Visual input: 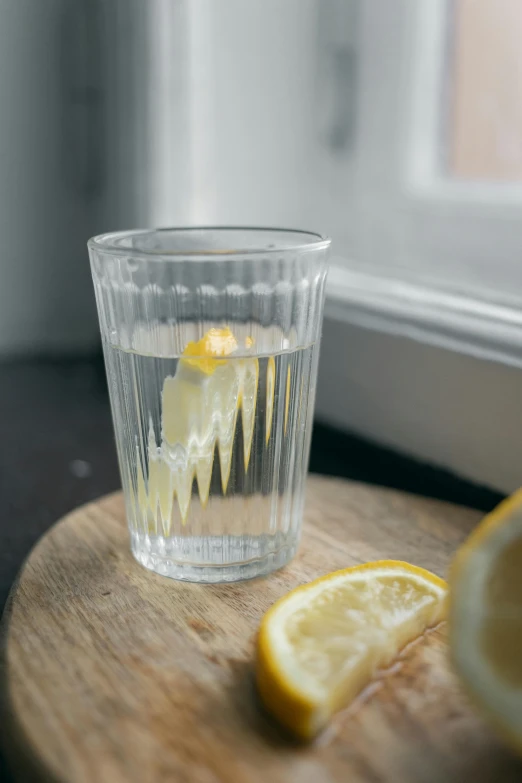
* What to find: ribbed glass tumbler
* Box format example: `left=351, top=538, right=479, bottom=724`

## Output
left=88, top=228, right=330, bottom=582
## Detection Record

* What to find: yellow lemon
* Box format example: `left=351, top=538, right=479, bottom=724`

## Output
left=257, top=560, right=447, bottom=740
left=450, top=489, right=522, bottom=753
left=181, top=326, right=239, bottom=375
left=139, top=326, right=259, bottom=527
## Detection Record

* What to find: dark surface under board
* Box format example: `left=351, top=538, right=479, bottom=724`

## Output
left=0, top=353, right=504, bottom=781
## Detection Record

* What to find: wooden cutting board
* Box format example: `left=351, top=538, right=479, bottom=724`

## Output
left=2, top=475, right=521, bottom=783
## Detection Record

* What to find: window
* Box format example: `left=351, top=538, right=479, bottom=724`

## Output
left=327, top=0, right=522, bottom=367
left=451, top=0, right=522, bottom=182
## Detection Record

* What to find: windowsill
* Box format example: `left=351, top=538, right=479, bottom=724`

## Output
left=326, top=264, right=522, bottom=369
left=316, top=310, right=522, bottom=495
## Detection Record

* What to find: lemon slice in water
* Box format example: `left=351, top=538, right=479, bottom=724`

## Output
left=138, top=327, right=258, bottom=531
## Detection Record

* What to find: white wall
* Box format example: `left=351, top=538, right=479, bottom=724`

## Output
left=316, top=317, right=522, bottom=494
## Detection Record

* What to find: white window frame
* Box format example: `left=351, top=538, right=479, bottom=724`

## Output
left=407, top=0, right=522, bottom=208
left=326, top=0, right=522, bottom=367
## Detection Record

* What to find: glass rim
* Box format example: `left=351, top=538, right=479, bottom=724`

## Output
left=87, top=225, right=331, bottom=260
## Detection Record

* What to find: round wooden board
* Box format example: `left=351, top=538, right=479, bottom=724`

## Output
left=1, top=475, right=520, bottom=783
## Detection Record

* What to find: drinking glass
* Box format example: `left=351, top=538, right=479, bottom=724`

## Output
left=88, top=227, right=330, bottom=582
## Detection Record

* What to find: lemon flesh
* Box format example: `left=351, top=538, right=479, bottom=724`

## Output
left=450, top=489, right=522, bottom=752
left=257, top=560, right=447, bottom=740
left=136, top=327, right=258, bottom=529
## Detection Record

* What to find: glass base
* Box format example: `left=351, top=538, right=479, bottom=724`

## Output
left=130, top=531, right=298, bottom=583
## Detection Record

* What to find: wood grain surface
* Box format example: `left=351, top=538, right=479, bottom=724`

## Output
left=1, top=475, right=520, bottom=783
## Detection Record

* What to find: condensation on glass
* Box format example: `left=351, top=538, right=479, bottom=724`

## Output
left=88, top=227, right=330, bottom=582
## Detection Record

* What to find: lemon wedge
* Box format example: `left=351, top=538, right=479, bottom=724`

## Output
left=256, top=560, right=447, bottom=740
left=137, top=327, right=259, bottom=530
left=180, top=326, right=239, bottom=375
left=450, top=489, right=522, bottom=753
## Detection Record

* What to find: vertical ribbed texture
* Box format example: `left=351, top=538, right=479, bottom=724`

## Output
left=89, top=229, right=329, bottom=581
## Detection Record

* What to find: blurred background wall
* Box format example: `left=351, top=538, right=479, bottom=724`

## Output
left=1, top=0, right=522, bottom=492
